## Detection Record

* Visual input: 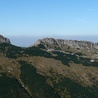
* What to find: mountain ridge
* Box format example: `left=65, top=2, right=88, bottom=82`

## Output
left=33, top=38, right=98, bottom=59
left=34, top=37, right=98, bottom=50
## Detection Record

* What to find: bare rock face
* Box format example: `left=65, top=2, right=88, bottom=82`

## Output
left=0, top=35, right=10, bottom=44
left=34, top=38, right=98, bottom=59
left=34, top=38, right=98, bottom=50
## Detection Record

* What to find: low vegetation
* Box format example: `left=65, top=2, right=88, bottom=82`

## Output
left=0, top=41, right=98, bottom=98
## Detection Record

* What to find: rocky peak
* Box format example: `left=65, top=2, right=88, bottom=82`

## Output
left=0, top=34, right=10, bottom=44
left=34, top=38, right=98, bottom=51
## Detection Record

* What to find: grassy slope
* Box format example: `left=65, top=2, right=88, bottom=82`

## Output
left=0, top=73, right=30, bottom=98
left=19, top=60, right=60, bottom=98
left=0, top=43, right=98, bottom=98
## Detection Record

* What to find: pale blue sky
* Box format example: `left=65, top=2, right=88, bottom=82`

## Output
left=0, top=0, right=98, bottom=46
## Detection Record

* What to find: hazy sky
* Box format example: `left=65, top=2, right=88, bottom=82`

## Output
left=0, top=0, right=98, bottom=46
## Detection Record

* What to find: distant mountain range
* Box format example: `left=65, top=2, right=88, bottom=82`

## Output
left=0, top=34, right=98, bottom=98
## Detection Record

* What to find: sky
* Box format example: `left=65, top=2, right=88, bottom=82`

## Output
left=0, top=0, right=98, bottom=46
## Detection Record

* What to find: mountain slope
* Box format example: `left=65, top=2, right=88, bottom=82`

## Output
left=0, top=36, right=98, bottom=98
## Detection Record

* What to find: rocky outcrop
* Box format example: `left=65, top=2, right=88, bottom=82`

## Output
left=34, top=38, right=98, bottom=50
left=0, top=35, right=10, bottom=44
left=33, top=38, right=98, bottom=59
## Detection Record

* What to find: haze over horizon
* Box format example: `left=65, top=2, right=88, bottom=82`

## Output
left=0, top=0, right=98, bottom=46
left=7, top=35, right=98, bottom=47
